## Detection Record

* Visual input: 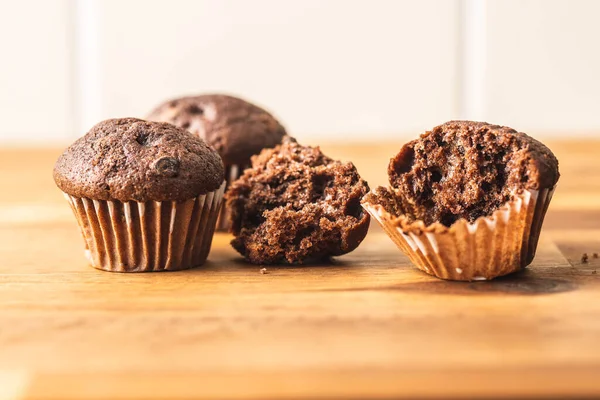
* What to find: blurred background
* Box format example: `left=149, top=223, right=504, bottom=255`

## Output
left=1, top=0, right=600, bottom=145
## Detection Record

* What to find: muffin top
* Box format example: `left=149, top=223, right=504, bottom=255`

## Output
left=54, top=118, right=224, bottom=202
left=368, top=120, right=559, bottom=226
left=226, top=141, right=370, bottom=264
left=147, top=94, right=287, bottom=166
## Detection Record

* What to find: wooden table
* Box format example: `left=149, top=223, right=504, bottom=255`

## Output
left=1, top=141, right=599, bottom=399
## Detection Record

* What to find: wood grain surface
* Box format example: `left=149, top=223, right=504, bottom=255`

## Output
left=0, top=141, right=599, bottom=399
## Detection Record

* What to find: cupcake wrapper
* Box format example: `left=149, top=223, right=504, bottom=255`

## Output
left=216, top=163, right=250, bottom=232
left=362, top=187, right=556, bottom=281
left=64, top=181, right=225, bottom=272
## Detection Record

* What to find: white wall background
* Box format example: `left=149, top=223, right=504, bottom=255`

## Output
left=0, top=0, right=599, bottom=144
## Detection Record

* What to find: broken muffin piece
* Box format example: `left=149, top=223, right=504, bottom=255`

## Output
left=362, top=120, right=559, bottom=281
left=226, top=142, right=370, bottom=264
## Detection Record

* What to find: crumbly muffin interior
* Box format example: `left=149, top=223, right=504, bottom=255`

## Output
left=380, top=122, right=549, bottom=226
left=226, top=143, right=370, bottom=264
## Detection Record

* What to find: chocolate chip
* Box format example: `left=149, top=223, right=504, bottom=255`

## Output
left=186, top=104, right=204, bottom=115
left=391, top=146, right=415, bottom=174
left=154, top=157, right=180, bottom=178
left=136, top=133, right=149, bottom=146
left=430, top=168, right=442, bottom=183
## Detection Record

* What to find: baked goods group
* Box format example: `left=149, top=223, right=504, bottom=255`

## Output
left=54, top=94, right=559, bottom=280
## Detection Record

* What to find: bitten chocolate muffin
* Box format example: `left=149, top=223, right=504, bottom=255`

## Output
left=226, top=142, right=370, bottom=264
left=54, top=118, right=226, bottom=272
left=147, top=94, right=287, bottom=231
left=362, top=121, right=559, bottom=281
left=369, top=120, right=559, bottom=226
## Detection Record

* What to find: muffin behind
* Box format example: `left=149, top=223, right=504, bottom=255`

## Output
left=54, top=118, right=225, bottom=272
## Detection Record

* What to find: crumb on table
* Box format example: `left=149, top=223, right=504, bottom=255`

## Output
left=593, top=253, right=599, bottom=259
left=260, top=268, right=268, bottom=274
left=581, top=253, right=589, bottom=263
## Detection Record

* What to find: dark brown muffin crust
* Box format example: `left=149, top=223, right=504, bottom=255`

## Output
left=54, top=118, right=224, bottom=202
left=369, top=121, right=559, bottom=227
left=147, top=94, right=287, bottom=166
left=226, top=142, right=370, bottom=264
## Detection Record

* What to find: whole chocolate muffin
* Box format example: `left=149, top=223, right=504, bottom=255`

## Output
left=54, top=118, right=226, bottom=272
left=147, top=94, right=287, bottom=231
left=226, top=141, right=370, bottom=264
left=363, top=121, right=559, bottom=281
left=55, top=118, right=224, bottom=201
left=147, top=94, right=287, bottom=166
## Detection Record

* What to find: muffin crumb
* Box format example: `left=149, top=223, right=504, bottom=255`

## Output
left=581, top=253, right=589, bottom=264
left=593, top=253, right=599, bottom=259
left=260, top=268, right=268, bottom=274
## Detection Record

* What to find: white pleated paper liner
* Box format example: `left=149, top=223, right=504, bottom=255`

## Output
left=362, top=186, right=556, bottom=281
left=216, top=163, right=250, bottom=232
left=64, top=181, right=225, bottom=272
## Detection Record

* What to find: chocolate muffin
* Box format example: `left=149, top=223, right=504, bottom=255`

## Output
left=363, top=121, right=559, bottom=281
left=147, top=94, right=288, bottom=231
left=54, top=118, right=226, bottom=272
left=226, top=141, right=370, bottom=264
